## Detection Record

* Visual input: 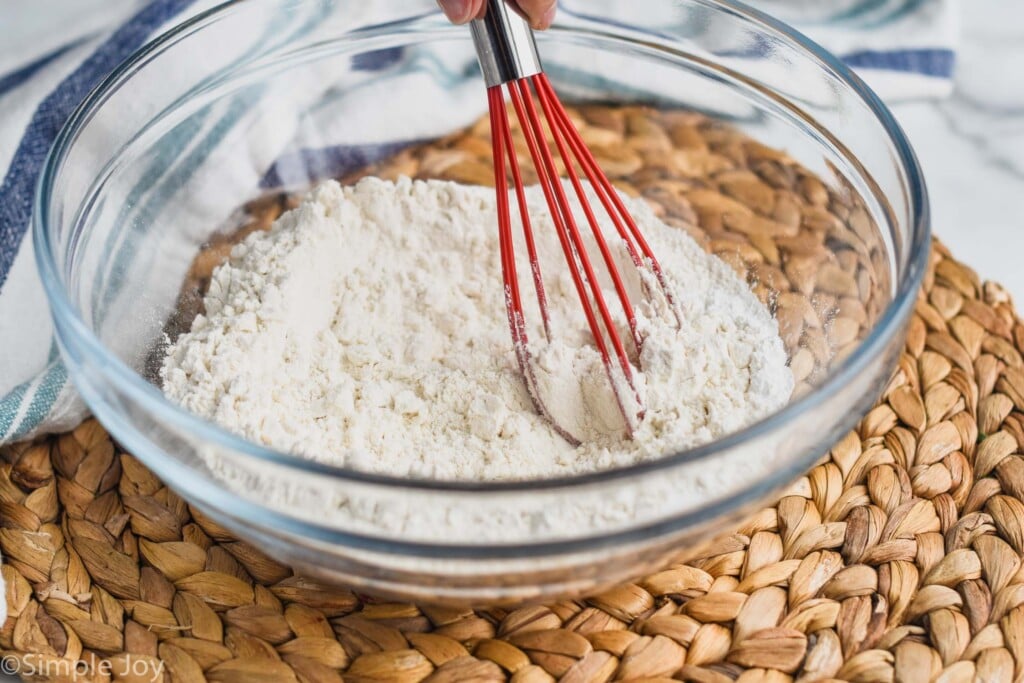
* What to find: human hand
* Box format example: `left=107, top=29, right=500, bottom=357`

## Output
left=437, top=0, right=557, bottom=30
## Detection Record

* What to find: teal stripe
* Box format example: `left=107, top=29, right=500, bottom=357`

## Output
left=96, top=0, right=330, bottom=320
left=0, top=383, right=30, bottom=440
left=5, top=341, right=67, bottom=442
left=827, top=0, right=927, bottom=29
left=10, top=363, right=67, bottom=442
left=310, top=49, right=478, bottom=114
left=862, top=0, right=927, bottom=29
left=92, top=0, right=301, bottom=313
left=545, top=62, right=682, bottom=109
left=91, top=109, right=212, bottom=309
left=98, top=87, right=263, bottom=318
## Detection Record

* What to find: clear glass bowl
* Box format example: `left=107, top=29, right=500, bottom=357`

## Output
left=35, top=0, right=928, bottom=603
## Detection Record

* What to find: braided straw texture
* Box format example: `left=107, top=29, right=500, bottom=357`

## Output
left=4, top=108, right=1024, bottom=682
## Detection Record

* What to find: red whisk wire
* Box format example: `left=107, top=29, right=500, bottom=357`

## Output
left=488, top=88, right=525, bottom=349
left=489, top=86, right=579, bottom=446
left=473, top=4, right=669, bottom=437
left=514, top=84, right=615, bottom=364
left=506, top=82, right=609, bottom=367
left=534, top=77, right=676, bottom=312
left=535, top=79, right=642, bottom=268
left=514, top=80, right=639, bottom=396
left=530, top=75, right=642, bottom=355
left=495, top=91, right=551, bottom=340
left=500, top=79, right=644, bottom=427
left=490, top=64, right=694, bottom=435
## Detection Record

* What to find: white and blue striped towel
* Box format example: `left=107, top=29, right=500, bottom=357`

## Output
left=0, top=0, right=957, bottom=616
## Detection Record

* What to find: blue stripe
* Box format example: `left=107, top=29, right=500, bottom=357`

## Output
left=9, top=342, right=67, bottom=442
left=262, top=141, right=417, bottom=189
left=0, top=0, right=196, bottom=291
left=352, top=47, right=406, bottom=72
left=841, top=48, right=955, bottom=78
left=268, top=47, right=480, bottom=188
left=0, top=41, right=81, bottom=97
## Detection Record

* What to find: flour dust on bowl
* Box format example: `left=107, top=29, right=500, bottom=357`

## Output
left=35, top=0, right=928, bottom=603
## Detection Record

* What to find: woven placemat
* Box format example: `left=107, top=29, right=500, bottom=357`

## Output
left=3, top=246, right=1023, bottom=683
left=4, top=104, right=1024, bottom=680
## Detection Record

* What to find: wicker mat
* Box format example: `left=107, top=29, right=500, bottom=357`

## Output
left=1, top=240, right=1023, bottom=682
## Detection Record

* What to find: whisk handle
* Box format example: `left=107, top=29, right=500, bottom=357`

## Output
left=469, top=0, right=543, bottom=87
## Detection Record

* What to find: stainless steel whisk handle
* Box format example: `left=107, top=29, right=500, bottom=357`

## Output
left=470, top=0, right=544, bottom=87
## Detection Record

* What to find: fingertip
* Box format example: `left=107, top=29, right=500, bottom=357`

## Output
left=537, top=5, right=557, bottom=29
left=438, top=0, right=473, bottom=24
left=515, top=0, right=556, bottom=30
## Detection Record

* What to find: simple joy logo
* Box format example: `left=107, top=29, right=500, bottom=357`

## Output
left=1, top=653, right=165, bottom=681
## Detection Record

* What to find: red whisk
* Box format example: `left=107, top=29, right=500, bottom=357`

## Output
left=470, top=0, right=677, bottom=441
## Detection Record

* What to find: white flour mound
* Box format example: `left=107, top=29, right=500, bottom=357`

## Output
left=161, top=177, right=793, bottom=481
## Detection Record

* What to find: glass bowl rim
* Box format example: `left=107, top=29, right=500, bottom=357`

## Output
left=33, top=0, right=931, bottom=500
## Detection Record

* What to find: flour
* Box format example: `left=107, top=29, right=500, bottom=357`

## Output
left=161, top=177, right=793, bottom=487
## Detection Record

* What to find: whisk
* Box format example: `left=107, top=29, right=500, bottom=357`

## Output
left=469, top=0, right=677, bottom=440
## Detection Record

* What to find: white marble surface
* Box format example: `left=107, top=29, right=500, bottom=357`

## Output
left=889, top=0, right=1024, bottom=299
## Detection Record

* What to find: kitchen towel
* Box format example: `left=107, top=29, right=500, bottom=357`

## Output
left=0, top=0, right=959, bottom=619
left=755, top=0, right=959, bottom=99
left=0, top=0, right=961, bottom=444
